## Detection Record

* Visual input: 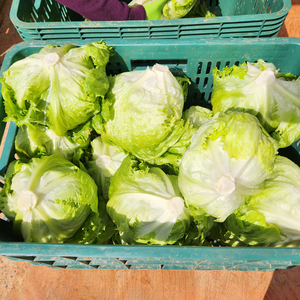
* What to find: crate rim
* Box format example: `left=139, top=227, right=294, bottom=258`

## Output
left=9, top=0, right=292, bottom=29
left=1, top=37, right=300, bottom=64
left=1, top=242, right=300, bottom=260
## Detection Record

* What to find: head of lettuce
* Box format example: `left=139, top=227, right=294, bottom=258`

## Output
left=0, top=41, right=114, bottom=136
left=224, top=155, right=300, bottom=247
left=95, top=63, right=186, bottom=161
left=211, top=59, right=300, bottom=148
left=106, top=155, right=190, bottom=245
left=178, top=111, right=279, bottom=222
left=0, top=154, right=101, bottom=243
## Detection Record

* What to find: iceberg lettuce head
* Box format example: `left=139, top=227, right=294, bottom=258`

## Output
left=0, top=154, right=100, bottom=243
left=178, top=111, right=279, bottom=222
left=0, top=41, right=113, bottom=136
left=107, top=155, right=190, bottom=245
left=97, top=64, right=186, bottom=161
left=211, top=59, right=300, bottom=148
left=225, top=155, right=300, bottom=247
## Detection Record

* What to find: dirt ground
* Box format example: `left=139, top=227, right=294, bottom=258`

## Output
left=0, top=0, right=22, bottom=68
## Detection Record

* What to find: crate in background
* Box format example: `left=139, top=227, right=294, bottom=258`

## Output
left=10, top=0, right=291, bottom=40
left=0, top=37, right=300, bottom=271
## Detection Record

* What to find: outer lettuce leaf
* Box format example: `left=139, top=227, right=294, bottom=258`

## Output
left=0, top=154, right=100, bottom=243
left=225, top=209, right=282, bottom=246
left=225, top=155, right=300, bottom=247
left=175, top=205, right=215, bottom=246
left=15, top=123, right=91, bottom=163
left=207, top=221, right=251, bottom=247
left=87, top=136, right=128, bottom=201
left=107, top=155, right=190, bottom=245
left=178, top=111, right=278, bottom=222
left=64, top=211, right=103, bottom=244
left=98, top=64, right=186, bottom=161
left=65, top=195, right=117, bottom=245
left=0, top=41, right=114, bottom=136
left=151, top=105, right=213, bottom=174
left=182, top=105, right=214, bottom=127
left=148, top=120, right=197, bottom=174
left=93, top=207, right=118, bottom=245
left=211, top=59, right=300, bottom=148
left=175, top=74, right=190, bottom=102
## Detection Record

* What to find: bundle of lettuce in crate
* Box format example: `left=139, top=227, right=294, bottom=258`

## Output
left=0, top=40, right=300, bottom=248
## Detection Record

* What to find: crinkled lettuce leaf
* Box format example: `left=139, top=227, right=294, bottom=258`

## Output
left=150, top=105, right=213, bottom=174
left=184, top=2, right=216, bottom=18
left=15, top=122, right=92, bottom=164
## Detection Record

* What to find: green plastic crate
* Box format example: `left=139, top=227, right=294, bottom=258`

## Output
left=1, top=38, right=300, bottom=271
left=10, top=0, right=291, bottom=40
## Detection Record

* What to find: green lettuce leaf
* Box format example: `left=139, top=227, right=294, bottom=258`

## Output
left=184, top=2, right=216, bottom=18
left=15, top=123, right=91, bottom=164
left=150, top=105, right=213, bottom=174
left=87, top=135, right=128, bottom=201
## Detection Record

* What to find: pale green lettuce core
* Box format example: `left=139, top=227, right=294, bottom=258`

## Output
left=178, top=111, right=278, bottom=222
left=99, top=63, right=185, bottom=161
left=87, top=136, right=128, bottom=201
left=107, top=156, right=190, bottom=245
left=211, top=59, right=300, bottom=148
left=225, top=156, right=300, bottom=247
left=0, top=41, right=113, bottom=136
left=0, top=154, right=99, bottom=243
